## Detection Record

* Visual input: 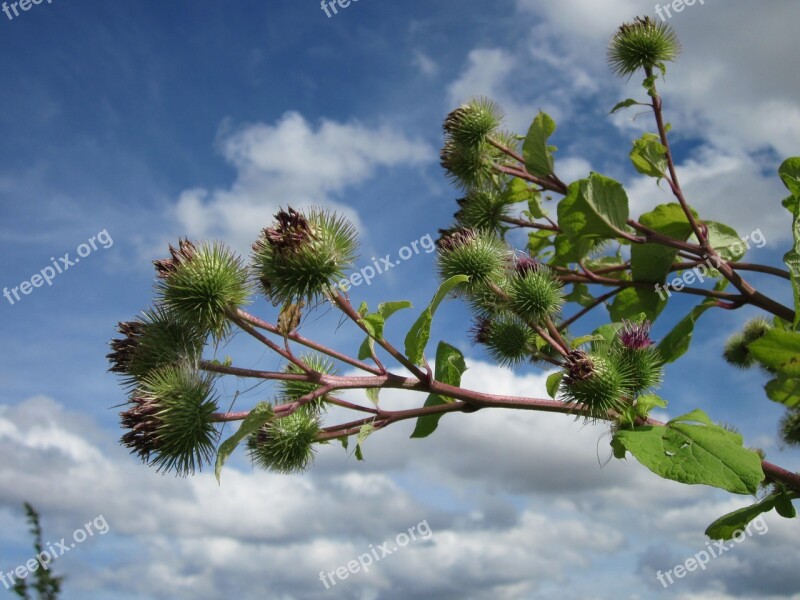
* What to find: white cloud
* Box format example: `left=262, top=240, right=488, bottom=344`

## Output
left=168, top=112, right=432, bottom=255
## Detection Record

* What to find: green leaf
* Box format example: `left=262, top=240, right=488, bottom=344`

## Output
left=366, top=387, right=380, bottom=406
left=502, top=177, right=532, bottom=204
left=411, top=342, right=467, bottom=439
left=357, top=300, right=413, bottom=361
left=702, top=222, right=746, bottom=262
left=749, top=329, right=800, bottom=376
left=354, top=423, right=375, bottom=461
left=546, top=372, right=563, bottom=399
left=583, top=173, right=630, bottom=234
left=612, top=409, right=765, bottom=495
left=705, top=494, right=781, bottom=540
left=779, top=157, right=800, bottom=197
left=635, top=393, right=667, bottom=413
left=629, top=133, right=667, bottom=179
left=631, top=203, right=695, bottom=284
left=765, top=376, right=800, bottom=408
left=610, top=98, right=643, bottom=114
left=215, top=402, right=274, bottom=483
left=527, top=229, right=553, bottom=254
left=775, top=493, right=797, bottom=518
left=527, top=191, right=547, bottom=219
left=657, top=300, right=715, bottom=364
left=405, top=275, right=468, bottom=365
left=571, top=334, right=604, bottom=348
left=523, top=111, right=557, bottom=178
left=782, top=190, right=800, bottom=329
left=609, top=287, right=666, bottom=322
left=564, top=283, right=595, bottom=307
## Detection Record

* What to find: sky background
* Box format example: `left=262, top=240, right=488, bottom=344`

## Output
left=1, top=0, right=799, bottom=598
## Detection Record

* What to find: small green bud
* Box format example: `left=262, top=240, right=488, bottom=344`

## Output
left=121, top=364, right=219, bottom=476
left=723, top=318, right=772, bottom=369
left=443, top=97, right=504, bottom=148
left=455, top=188, right=510, bottom=233
left=247, top=410, right=319, bottom=474
left=155, top=239, right=251, bottom=339
left=780, top=409, right=800, bottom=447
left=252, top=208, right=358, bottom=304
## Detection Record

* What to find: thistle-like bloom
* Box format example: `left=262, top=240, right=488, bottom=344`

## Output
left=120, top=364, right=219, bottom=476
left=514, top=255, right=541, bottom=275
left=155, top=240, right=251, bottom=339
left=247, top=410, right=320, bottom=474
left=443, top=97, right=504, bottom=148
left=618, top=320, right=654, bottom=350
left=608, top=16, right=680, bottom=78
left=252, top=207, right=358, bottom=304
left=723, top=318, right=772, bottom=370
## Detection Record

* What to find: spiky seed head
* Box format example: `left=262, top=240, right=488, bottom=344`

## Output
left=247, top=410, right=319, bottom=474
left=561, top=350, right=631, bottom=419
left=279, top=354, right=337, bottom=413
left=608, top=16, right=681, bottom=78
left=252, top=207, right=358, bottom=305
left=455, top=188, right=510, bottom=232
left=507, top=267, right=564, bottom=324
left=742, top=318, right=771, bottom=342
left=108, top=306, right=208, bottom=388
left=443, top=97, right=504, bottom=148
left=121, top=364, right=219, bottom=476
left=471, top=315, right=536, bottom=367
left=437, top=229, right=510, bottom=294
left=155, top=241, right=251, bottom=339
left=780, top=409, right=800, bottom=447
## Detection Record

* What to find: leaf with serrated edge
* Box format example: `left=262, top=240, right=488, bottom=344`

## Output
left=612, top=409, right=764, bottom=495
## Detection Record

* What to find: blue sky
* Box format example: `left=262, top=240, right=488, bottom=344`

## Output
left=1, top=1, right=799, bottom=598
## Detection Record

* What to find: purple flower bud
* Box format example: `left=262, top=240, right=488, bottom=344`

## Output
left=618, top=320, right=654, bottom=350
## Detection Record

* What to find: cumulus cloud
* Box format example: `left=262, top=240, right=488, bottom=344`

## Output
left=170, top=112, right=432, bottom=254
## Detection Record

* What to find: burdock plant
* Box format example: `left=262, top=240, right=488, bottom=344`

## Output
left=108, top=18, right=800, bottom=539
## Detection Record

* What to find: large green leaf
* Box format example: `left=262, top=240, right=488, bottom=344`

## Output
left=748, top=328, right=800, bottom=376
left=405, top=276, right=468, bottom=365
left=215, top=402, right=274, bottom=482
left=522, top=111, right=557, bottom=178
left=612, top=409, right=765, bottom=495
left=411, top=342, right=467, bottom=438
